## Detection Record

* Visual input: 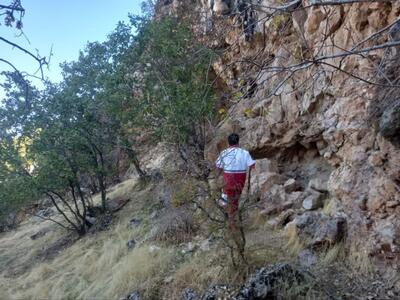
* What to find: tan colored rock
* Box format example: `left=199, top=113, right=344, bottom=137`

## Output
left=213, top=0, right=229, bottom=15
left=373, top=217, right=400, bottom=254
left=254, top=158, right=279, bottom=173
left=179, top=0, right=400, bottom=262
left=286, top=212, right=346, bottom=247
left=308, top=178, right=328, bottom=193
left=305, top=7, right=325, bottom=35
left=386, top=201, right=399, bottom=209
left=302, top=193, right=323, bottom=210
left=368, top=175, right=400, bottom=212
left=283, top=178, right=301, bottom=193
left=268, top=209, right=296, bottom=229
left=368, top=152, right=384, bottom=167
left=287, top=191, right=305, bottom=208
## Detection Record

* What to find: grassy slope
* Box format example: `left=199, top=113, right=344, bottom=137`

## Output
left=0, top=179, right=174, bottom=300
left=0, top=176, right=394, bottom=300
left=0, top=176, right=292, bottom=300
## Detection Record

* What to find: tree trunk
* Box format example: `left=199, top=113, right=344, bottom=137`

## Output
left=126, top=147, right=146, bottom=178
left=98, top=173, right=107, bottom=212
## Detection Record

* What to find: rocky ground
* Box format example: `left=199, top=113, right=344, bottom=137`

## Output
left=0, top=143, right=399, bottom=299
left=1, top=0, right=400, bottom=298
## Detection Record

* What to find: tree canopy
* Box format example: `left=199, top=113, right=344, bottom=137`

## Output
left=0, top=9, right=217, bottom=233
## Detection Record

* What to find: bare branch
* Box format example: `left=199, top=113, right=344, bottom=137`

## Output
left=259, top=41, right=400, bottom=73
left=33, top=213, right=73, bottom=231
left=0, top=36, right=47, bottom=79
left=304, top=0, right=396, bottom=8
left=0, top=3, right=24, bottom=12
left=319, top=60, right=400, bottom=88
left=45, top=192, right=82, bottom=234
left=351, top=18, right=400, bottom=51
left=0, top=58, right=20, bottom=74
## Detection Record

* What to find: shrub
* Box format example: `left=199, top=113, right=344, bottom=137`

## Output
left=152, top=209, right=197, bottom=244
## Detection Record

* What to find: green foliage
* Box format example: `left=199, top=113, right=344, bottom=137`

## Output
left=122, top=16, right=217, bottom=147
left=0, top=40, right=123, bottom=231
left=0, top=158, right=38, bottom=225
left=171, top=179, right=197, bottom=208
left=0, top=74, right=40, bottom=225
left=0, top=3, right=217, bottom=231
left=270, top=14, right=291, bottom=31
left=244, top=107, right=255, bottom=118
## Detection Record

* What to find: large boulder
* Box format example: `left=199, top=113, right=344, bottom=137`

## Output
left=212, top=0, right=230, bottom=15
left=182, top=288, right=199, bottom=300
left=286, top=212, right=346, bottom=247
left=372, top=217, right=400, bottom=258
left=235, top=263, right=304, bottom=300
left=298, top=249, right=318, bottom=267
left=0, top=212, right=18, bottom=231
left=283, top=178, right=302, bottom=193
left=119, top=291, right=141, bottom=300
left=302, top=191, right=324, bottom=210
left=106, top=197, right=130, bottom=212
left=250, top=158, right=282, bottom=197
left=308, top=178, right=328, bottom=193
left=379, top=100, right=400, bottom=145
left=201, top=284, right=238, bottom=300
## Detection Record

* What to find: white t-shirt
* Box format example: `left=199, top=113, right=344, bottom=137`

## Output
left=216, top=147, right=256, bottom=173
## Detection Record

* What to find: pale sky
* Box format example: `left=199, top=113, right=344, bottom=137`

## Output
left=1, top=0, right=142, bottom=97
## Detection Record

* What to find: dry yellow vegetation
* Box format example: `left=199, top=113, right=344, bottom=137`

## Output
left=0, top=176, right=292, bottom=300
left=0, top=179, right=177, bottom=300
left=0, top=176, right=387, bottom=300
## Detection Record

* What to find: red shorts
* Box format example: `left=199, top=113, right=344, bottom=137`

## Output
left=223, top=172, right=246, bottom=228
left=223, top=172, right=246, bottom=199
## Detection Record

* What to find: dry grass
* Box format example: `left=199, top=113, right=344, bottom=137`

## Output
left=107, top=179, right=139, bottom=200
left=152, top=209, right=197, bottom=244
left=322, top=198, right=336, bottom=215
left=249, top=210, right=268, bottom=229
left=8, top=236, right=175, bottom=300
left=284, top=222, right=305, bottom=256
left=318, top=243, right=345, bottom=266
left=163, top=248, right=239, bottom=299
left=0, top=178, right=179, bottom=300
left=347, top=243, right=375, bottom=275
left=0, top=174, right=385, bottom=300
left=90, top=178, right=139, bottom=207
left=277, top=277, right=324, bottom=300
left=170, top=178, right=198, bottom=208
left=245, top=224, right=292, bottom=266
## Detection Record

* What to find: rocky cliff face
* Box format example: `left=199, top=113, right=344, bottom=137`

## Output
left=159, top=0, right=400, bottom=262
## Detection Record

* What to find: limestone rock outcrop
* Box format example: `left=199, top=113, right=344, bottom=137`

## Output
left=159, top=0, right=400, bottom=261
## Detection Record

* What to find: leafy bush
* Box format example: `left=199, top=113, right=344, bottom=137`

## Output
left=123, top=16, right=217, bottom=149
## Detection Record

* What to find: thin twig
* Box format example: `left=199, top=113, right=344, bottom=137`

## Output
left=0, top=36, right=47, bottom=79
left=33, top=213, right=73, bottom=231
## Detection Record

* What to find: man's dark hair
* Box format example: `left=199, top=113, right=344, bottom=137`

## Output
left=228, top=133, right=239, bottom=146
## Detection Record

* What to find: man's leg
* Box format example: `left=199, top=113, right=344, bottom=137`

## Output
left=227, top=191, right=240, bottom=231
left=224, top=173, right=246, bottom=230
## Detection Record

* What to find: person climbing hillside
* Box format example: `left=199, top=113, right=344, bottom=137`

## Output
left=216, top=133, right=256, bottom=230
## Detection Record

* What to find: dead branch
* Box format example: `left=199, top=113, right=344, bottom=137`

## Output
left=0, top=2, right=24, bottom=12
left=0, top=36, right=48, bottom=79
left=0, top=57, right=20, bottom=73
left=33, top=213, right=73, bottom=231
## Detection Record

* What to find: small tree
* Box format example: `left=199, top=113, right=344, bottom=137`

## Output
left=120, top=16, right=217, bottom=178
left=0, top=15, right=152, bottom=234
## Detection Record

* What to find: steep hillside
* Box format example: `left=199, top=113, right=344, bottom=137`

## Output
left=1, top=1, right=400, bottom=299
left=159, top=0, right=400, bottom=263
